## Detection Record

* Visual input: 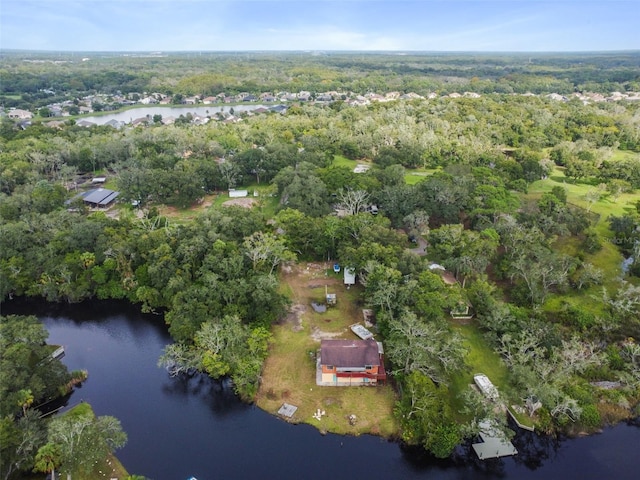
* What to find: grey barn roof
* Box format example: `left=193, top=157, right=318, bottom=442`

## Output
left=83, top=188, right=119, bottom=206
left=320, top=339, right=380, bottom=368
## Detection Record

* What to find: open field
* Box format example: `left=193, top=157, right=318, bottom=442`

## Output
left=256, top=262, right=399, bottom=437
left=527, top=166, right=640, bottom=310
left=405, top=167, right=440, bottom=185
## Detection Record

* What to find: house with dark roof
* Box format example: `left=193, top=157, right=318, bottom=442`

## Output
left=68, top=188, right=119, bottom=209
left=319, top=339, right=386, bottom=385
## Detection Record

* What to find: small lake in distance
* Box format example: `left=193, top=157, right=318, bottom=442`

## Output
left=81, top=104, right=274, bottom=125
left=3, top=299, right=640, bottom=480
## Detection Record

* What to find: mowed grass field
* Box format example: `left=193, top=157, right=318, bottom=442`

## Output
left=526, top=166, right=640, bottom=311
left=255, top=262, right=399, bottom=437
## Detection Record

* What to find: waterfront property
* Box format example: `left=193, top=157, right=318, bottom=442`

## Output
left=318, top=339, right=387, bottom=386
left=472, top=420, right=518, bottom=459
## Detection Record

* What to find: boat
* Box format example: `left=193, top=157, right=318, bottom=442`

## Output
left=333, top=263, right=341, bottom=273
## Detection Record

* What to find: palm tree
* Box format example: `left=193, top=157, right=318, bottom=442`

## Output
left=34, top=443, right=62, bottom=480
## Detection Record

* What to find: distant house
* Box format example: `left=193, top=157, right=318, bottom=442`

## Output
left=229, top=189, right=248, bottom=198
left=8, top=109, right=33, bottom=120
left=104, top=119, right=124, bottom=129
left=75, top=120, right=96, bottom=128
left=131, top=116, right=151, bottom=127
left=319, top=339, right=386, bottom=385
left=139, top=96, right=158, bottom=104
left=269, top=105, right=288, bottom=114
left=69, top=188, right=120, bottom=209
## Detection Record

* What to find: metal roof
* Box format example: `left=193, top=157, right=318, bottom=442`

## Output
left=320, top=339, right=380, bottom=368
left=83, top=188, right=119, bottom=206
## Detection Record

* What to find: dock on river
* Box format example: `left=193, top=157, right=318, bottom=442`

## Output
left=472, top=420, right=518, bottom=459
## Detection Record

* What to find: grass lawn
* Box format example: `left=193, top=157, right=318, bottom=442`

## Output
left=525, top=166, right=640, bottom=313
left=609, top=149, right=640, bottom=162
left=405, top=167, right=440, bottom=185
left=331, top=154, right=361, bottom=169
left=256, top=262, right=399, bottom=437
left=449, top=321, right=535, bottom=429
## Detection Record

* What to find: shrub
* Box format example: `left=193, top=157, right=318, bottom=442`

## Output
left=580, top=404, right=601, bottom=429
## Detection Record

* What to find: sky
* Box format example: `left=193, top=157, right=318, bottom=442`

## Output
left=1, top=0, right=638, bottom=52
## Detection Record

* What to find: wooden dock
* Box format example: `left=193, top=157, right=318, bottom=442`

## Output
left=472, top=420, right=518, bottom=459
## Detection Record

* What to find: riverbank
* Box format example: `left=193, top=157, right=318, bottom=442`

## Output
left=255, top=261, right=399, bottom=437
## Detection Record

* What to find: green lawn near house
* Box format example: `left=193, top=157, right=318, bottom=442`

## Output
left=448, top=321, right=535, bottom=428
left=449, top=322, right=510, bottom=415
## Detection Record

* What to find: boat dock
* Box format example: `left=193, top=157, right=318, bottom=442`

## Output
left=472, top=420, right=518, bottom=459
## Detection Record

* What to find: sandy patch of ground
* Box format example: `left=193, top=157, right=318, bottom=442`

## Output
left=283, top=304, right=306, bottom=332
left=280, top=261, right=348, bottom=339
left=310, top=325, right=347, bottom=341
left=222, top=197, right=257, bottom=208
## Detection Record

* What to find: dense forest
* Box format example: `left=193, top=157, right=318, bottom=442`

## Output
left=2, top=51, right=640, bottom=476
left=2, top=51, right=640, bottom=111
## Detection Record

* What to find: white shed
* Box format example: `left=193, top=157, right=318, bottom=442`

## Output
left=229, top=189, right=248, bottom=198
left=344, top=267, right=356, bottom=286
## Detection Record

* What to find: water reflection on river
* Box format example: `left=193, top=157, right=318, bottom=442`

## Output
left=3, top=299, right=639, bottom=480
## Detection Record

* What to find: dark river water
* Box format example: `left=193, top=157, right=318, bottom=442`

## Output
left=3, top=299, right=640, bottom=480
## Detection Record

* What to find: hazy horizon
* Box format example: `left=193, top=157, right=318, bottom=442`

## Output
left=2, top=1, right=638, bottom=53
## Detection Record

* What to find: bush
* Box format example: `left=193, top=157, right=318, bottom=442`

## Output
left=606, top=345, right=625, bottom=370
left=581, top=229, right=602, bottom=254
left=560, top=304, right=596, bottom=331
left=580, top=404, right=601, bottom=429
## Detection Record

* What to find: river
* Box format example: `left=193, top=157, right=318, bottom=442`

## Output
left=80, top=104, right=275, bottom=125
left=3, top=299, right=640, bottom=480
